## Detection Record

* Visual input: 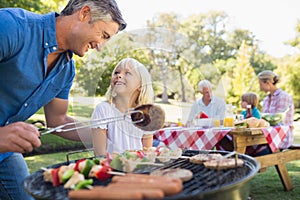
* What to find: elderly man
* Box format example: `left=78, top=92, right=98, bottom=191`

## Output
left=187, top=80, right=226, bottom=126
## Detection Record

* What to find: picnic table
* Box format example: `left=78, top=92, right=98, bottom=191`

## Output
left=154, top=125, right=300, bottom=191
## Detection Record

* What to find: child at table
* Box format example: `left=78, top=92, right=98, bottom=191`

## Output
left=217, top=94, right=268, bottom=156
left=91, top=58, right=155, bottom=156
left=240, top=92, right=261, bottom=119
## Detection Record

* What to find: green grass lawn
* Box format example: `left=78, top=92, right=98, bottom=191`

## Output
left=250, top=161, right=300, bottom=199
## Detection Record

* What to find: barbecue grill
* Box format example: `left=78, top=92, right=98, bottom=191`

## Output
left=23, top=150, right=260, bottom=200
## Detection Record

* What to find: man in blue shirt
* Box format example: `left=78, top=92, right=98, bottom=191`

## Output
left=0, top=1, right=126, bottom=199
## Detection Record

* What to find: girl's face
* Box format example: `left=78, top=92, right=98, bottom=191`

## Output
left=241, top=101, right=248, bottom=109
left=111, top=64, right=141, bottom=97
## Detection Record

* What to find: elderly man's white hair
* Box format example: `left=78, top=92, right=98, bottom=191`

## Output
left=198, top=79, right=212, bottom=93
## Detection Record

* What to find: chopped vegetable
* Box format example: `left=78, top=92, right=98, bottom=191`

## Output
left=136, top=150, right=146, bottom=159
left=74, top=159, right=86, bottom=172
left=81, top=159, right=95, bottom=178
left=64, top=171, right=85, bottom=189
left=61, top=169, right=74, bottom=184
left=51, top=168, right=60, bottom=187
left=110, top=154, right=122, bottom=171
left=73, top=179, right=93, bottom=190
left=95, top=165, right=112, bottom=181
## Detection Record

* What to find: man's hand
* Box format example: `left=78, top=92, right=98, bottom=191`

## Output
left=0, top=122, right=41, bottom=153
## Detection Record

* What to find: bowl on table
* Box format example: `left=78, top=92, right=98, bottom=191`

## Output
left=196, top=118, right=213, bottom=128
left=261, top=113, right=283, bottom=126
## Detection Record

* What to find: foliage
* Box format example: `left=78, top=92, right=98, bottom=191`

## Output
left=275, top=55, right=300, bottom=106
left=75, top=11, right=264, bottom=103
left=75, top=32, right=153, bottom=97
left=6, top=1, right=299, bottom=108
left=250, top=52, right=277, bottom=75
left=0, top=0, right=67, bottom=13
left=286, top=20, right=300, bottom=49
left=225, top=42, right=260, bottom=107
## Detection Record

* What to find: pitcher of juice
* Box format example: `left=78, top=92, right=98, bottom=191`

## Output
left=224, top=104, right=234, bottom=127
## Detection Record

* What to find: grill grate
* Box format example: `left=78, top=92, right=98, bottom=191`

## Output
left=23, top=150, right=259, bottom=200
left=131, top=150, right=257, bottom=200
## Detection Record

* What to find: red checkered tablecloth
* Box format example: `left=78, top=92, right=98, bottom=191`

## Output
left=153, top=127, right=231, bottom=150
left=261, top=125, right=290, bottom=152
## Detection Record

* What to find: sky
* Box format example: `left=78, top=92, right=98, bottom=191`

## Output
left=116, top=0, right=300, bottom=58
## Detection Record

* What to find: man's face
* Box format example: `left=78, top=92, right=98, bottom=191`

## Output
left=67, top=7, right=120, bottom=57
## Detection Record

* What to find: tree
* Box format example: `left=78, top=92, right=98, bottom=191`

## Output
left=0, top=0, right=66, bottom=13
left=75, top=32, right=152, bottom=96
left=286, top=20, right=300, bottom=50
left=280, top=20, right=300, bottom=106
left=275, top=56, right=300, bottom=106
left=224, top=41, right=259, bottom=108
left=182, top=11, right=232, bottom=63
left=227, top=29, right=258, bottom=57
left=146, top=13, right=192, bottom=102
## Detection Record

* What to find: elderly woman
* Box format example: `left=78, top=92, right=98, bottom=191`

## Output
left=187, top=80, right=226, bottom=126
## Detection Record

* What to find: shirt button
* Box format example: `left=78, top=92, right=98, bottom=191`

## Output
left=53, top=47, right=57, bottom=50
left=45, top=42, right=49, bottom=46
left=6, top=121, right=9, bottom=125
left=24, top=103, right=28, bottom=107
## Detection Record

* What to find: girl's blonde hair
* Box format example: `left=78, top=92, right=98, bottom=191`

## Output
left=105, top=58, right=154, bottom=106
left=241, top=92, right=259, bottom=108
left=257, top=70, right=280, bottom=85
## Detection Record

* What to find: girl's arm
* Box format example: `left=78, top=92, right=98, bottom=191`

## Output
left=142, top=134, right=153, bottom=149
left=92, top=128, right=108, bottom=156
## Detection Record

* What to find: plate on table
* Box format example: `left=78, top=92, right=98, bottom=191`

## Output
left=162, top=126, right=183, bottom=131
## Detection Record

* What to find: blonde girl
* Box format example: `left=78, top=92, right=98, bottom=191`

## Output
left=91, top=58, right=154, bottom=156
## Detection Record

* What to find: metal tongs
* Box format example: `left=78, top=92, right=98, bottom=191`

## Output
left=39, top=109, right=144, bottom=136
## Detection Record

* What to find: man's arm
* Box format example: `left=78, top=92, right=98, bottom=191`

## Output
left=44, top=98, right=92, bottom=142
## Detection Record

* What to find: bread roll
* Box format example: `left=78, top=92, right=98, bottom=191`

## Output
left=258, top=119, right=270, bottom=128
left=245, top=117, right=260, bottom=128
left=241, top=117, right=270, bottom=128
